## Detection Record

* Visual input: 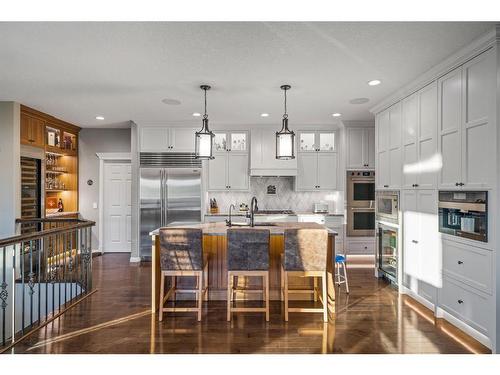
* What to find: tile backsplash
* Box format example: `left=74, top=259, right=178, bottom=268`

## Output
left=208, top=177, right=343, bottom=213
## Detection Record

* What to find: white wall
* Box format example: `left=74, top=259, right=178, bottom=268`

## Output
left=78, top=128, right=131, bottom=250
left=0, top=102, right=21, bottom=238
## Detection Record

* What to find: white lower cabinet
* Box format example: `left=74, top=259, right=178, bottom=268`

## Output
left=440, top=276, right=492, bottom=336
left=345, top=237, right=375, bottom=255
left=402, top=189, right=440, bottom=305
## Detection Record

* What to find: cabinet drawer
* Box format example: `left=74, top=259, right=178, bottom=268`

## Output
left=443, top=240, right=492, bottom=294
left=440, top=277, right=491, bottom=335
left=325, top=216, right=343, bottom=227
left=345, top=240, right=374, bottom=254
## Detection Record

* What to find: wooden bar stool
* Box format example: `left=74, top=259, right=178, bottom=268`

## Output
left=158, top=228, right=208, bottom=322
left=226, top=228, right=270, bottom=322
left=281, top=228, right=328, bottom=322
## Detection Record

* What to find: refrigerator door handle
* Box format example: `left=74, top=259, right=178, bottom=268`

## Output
left=160, top=169, right=164, bottom=227
left=163, top=169, right=168, bottom=226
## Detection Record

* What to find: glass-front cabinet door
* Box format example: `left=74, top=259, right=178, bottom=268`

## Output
left=318, top=132, right=335, bottom=151
left=298, top=131, right=316, bottom=152
left=229, top=132, right=247, bottom=152
left=213, top=132, right=228, bottom=152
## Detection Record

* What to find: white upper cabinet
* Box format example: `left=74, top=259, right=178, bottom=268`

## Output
left=296, top=130, right=338, bottom=191
left=375, top=103, right=400, bottom=189
left=346, top=127, right=375, bottom=169
left=250, top=128, right=297, bottom=175
left=438, top=49, right=495, bottom=190
left=438, top=68, right=463, bottom=189
left=401, top=93, right=419, bottom=189
left=416, top=81, right=438, bottom=189
left=140, top=127, right=169, bottom=152
left=208, top=131, right=249, bottom=191
left=140, top=127, right=195, bottom=152
left=398, top=82, right=438, bottom=190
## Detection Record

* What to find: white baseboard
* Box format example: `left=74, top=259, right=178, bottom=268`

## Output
left=401, top=285, right=435, bottom=311
left=436, top=307, right=492, bottom=349
left=129, top=256, right=141, bottom=263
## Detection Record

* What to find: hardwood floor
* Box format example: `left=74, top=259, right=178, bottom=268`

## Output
left=8, top=254, right=490, bottom=354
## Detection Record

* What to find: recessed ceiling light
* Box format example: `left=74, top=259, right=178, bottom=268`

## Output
left=96, top=116, right=104, bottom=120
left=192, top=112, right=201, bottom=117
left=260, top=113, right=269, bottom=117
left=368, top=79, right=381, bottom=86
left=161, top=98, right=182, bottom=105
left=349, top=97, right=370, bottom=105
left=332, top=113, right=342, bottom=117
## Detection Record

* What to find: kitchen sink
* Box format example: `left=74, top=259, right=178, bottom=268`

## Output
left=225, top=222, right=279, bottom=227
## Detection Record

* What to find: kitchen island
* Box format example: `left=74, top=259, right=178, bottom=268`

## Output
left=150, top=222, right=338, bottom=318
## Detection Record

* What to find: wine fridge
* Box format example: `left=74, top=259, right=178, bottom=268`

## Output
left=20, top=157, right=42, bottom=234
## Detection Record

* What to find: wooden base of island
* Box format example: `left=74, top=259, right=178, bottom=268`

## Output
left=151, top=233, right=336, bottom=319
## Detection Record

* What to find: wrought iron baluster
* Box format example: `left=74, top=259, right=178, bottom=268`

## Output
left=28, top=239, right=35, bottom=327
left=1, top=246, right=7, bottom=346
left=37, top=237, right=42, bottom=326
left=69, top=230, right=74, bottom=303
left=20, top=241, right=25, bottom=335
left=11, top=244, right=16, bottom=345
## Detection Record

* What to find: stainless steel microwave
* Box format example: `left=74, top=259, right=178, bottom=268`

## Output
left=376, top=191, right=399, bottom=224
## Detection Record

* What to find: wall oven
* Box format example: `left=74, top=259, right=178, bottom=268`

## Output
left=438, top=191, right=487, bottom=242
left=347, top=171, right=375, bottom=237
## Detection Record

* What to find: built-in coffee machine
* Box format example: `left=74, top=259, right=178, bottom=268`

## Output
left=438, top=191, right=488, bottom=242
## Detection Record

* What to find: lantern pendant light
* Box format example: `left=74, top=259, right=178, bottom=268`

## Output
left=276, top=84, right=295, bottom=160
left=195, top=85, right=215, bottom=160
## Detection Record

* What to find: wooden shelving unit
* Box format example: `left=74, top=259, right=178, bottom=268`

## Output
left=20, top=105, right=81, bottom=217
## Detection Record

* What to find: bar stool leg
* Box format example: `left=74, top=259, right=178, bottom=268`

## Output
left=226, top=272, right=232, bottom=322
left=343, top=262, right=350, bottom=294
left=265, top=272, right=270, bottom=322
left=204, top=262, right=209, bottom=301
left=280, top=263, right=284, bottom=302
left=321, top=273, right=328, bottom=323
left=159, top=272, right=165, bottom=322
left=314, top=277, right=318, bottom=302
left=284, top=271, right=289, bottom=322
left=172, top=276, right=177, bottom=302
left=197, top=272, right=203, bottom=321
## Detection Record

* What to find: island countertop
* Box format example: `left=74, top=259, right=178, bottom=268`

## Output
left=150, top=221, right=338, bottom=237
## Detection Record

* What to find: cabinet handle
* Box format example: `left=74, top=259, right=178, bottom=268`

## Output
left=455, top=182, right=459, bottom=186
left=411, top=240, right=418, bottom=244
left=457, top=260, right=463, bottom=265
left=383, top=185, right=389, bottom=188
left=459, top=182, right=464, bottom=186
left=457, top=299, right=464, bottom=304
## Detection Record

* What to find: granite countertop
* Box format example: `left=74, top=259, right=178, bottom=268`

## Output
left=150, top=222, right=338, bottom=236
left=205, top=212, right=344, bottom=217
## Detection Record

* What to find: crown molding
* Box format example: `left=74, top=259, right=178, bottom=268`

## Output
left=370, top=27, right=498, bottom=114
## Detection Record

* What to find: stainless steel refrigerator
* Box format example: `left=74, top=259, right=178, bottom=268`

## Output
left=139, top=155, right=202, bottom=259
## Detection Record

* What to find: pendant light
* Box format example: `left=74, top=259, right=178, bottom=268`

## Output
left=276, top=84, right=295, bottom=160
left=195, top=85, right=215, bottom=160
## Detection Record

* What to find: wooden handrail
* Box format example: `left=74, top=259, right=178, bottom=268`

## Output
left=0, top=219, right=95, bottom=247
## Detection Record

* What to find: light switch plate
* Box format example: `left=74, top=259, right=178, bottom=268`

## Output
left=93, top=202, right=98, bottom=209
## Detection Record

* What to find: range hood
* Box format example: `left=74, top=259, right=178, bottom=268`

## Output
left=250, top=129, right=297, bottom=176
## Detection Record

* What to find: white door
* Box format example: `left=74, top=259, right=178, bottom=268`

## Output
left=103, top=162, right=132, bottom=252
left=170, top=128, right=195, bottom=152
left=317, top=152, right=337, bottom=190
left=438, top=67, right=462, bottom=189
left=347, top=128, right=364, bottom=169
left=227, top=153, right=249, bottom=190
left=297, top=153, right=317, bottom=190
left=208, top=154, right=228, bottom=190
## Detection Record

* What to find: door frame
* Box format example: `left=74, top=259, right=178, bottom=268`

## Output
left=97, top=152, right=131, bottom=253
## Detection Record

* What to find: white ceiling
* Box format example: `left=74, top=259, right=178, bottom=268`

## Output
left=0, top=22, right=495, bottom=128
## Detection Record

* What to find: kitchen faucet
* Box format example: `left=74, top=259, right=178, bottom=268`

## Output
left=247, top=196, right=258, bottom=227
left=226, top=204, right=236, bottom=227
